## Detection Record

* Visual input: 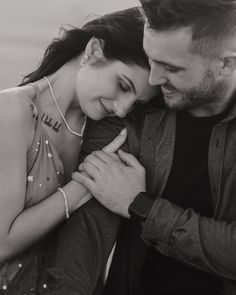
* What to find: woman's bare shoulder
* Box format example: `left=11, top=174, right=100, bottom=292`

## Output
left=0, top=87, right=36, bottom=145
left=0, top=86, right=36, bottom=122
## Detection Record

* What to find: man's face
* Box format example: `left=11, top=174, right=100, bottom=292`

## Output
left=143, top=24, right=228, bottom=116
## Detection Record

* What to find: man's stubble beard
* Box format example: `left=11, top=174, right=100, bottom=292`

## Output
left=163, top=70, right=228, bottom=112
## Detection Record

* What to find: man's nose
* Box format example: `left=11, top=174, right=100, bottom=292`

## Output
left=149, top=63, right=167, bottom=86
left=113, top=96, right=136, bottom=118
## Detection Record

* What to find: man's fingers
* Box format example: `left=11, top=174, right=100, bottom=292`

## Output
left=117, top=149, right=144, bottom=171
left=103, top=128, right=127, bottom=153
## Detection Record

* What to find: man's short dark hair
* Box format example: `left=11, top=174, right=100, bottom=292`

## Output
left=140, top=0, right=236, bottom=57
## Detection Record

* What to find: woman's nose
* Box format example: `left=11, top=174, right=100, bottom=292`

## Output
left=113, top=96, right=135, bottom=118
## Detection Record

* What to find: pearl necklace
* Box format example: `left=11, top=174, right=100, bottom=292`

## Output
left=43, top=76, right=86, bottom=138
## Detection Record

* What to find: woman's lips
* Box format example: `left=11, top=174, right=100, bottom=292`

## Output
left=99, top=100, right=114, bottom=116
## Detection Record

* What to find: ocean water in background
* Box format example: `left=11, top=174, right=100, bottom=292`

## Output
left=0, top=0, right=138, bottom=90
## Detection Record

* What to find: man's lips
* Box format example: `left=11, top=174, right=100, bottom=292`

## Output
left=161, top=85, right=177, bottom=92
left=161, top=86, right=178, bottom=98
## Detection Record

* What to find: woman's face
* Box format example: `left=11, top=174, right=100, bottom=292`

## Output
left=75, top=59, right=158, bottom=120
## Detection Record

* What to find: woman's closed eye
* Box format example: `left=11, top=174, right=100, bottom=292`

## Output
left=119, top=79, right=131, bottom=93
left=135, top=100, right=146, bottom=105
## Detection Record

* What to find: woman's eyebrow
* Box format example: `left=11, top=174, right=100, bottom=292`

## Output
left=122, top=74, right=137, bottom=94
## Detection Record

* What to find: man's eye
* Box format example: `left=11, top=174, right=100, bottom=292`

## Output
left=165, top=65, right=180, bottom=73
left=119, top=80, right=130, bottom=92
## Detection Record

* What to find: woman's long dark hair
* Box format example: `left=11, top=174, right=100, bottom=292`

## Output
left=19, top=7, right=149, bottom=86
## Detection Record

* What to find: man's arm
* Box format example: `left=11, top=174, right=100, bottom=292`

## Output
left=141, top=197, right=236, bottom=280
left=44, top=117, right=125, bottom=295
left=75, top=149, right=236, bottom=283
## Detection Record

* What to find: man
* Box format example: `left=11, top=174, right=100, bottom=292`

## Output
left=44, top=1, right=236, bottom=294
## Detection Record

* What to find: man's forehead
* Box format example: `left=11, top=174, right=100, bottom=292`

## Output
left=144, top=26, right=193, bottom=53
left=143, top=25, right=197, bottom=67
left=144, top=24, right=192, bottom=40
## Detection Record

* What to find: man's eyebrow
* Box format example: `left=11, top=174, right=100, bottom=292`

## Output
left=122, top=75, right=137, bottom=94
left=144, top=46, right=185, bottom=70
left=155, top=60, right=186, bottom=70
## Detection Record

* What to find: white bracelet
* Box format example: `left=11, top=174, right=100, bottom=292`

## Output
left=57, top=187, right=70, bottom=219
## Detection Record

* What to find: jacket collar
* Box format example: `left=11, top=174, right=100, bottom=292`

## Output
left=221, top=94, right=236, bottom=123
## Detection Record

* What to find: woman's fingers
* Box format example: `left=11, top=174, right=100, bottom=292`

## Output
left=77, top=128, right=127, bottom=175
left=79, top=153, right=107, bottom=171
left=90, top=150, right=117, bottom=165
left=78, top=159, right=100, bottom=179
left=72, top=171, right=94, bottom=191
left=103, top=128, right=127, bottom=153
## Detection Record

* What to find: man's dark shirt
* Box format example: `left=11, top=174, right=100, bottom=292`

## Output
left=142, top=110, right=228, bottom=295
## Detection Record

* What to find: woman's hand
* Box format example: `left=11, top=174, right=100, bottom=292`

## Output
left=102, top=127, right=127, bottom=153
left=69, top=127, right=128, bottom=211
left=73, top=149, right=146, bottom=218
left=61, top=180, right=93, bottom=212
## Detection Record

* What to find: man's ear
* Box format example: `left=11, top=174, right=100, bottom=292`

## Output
left=84, top=37, right=105, bottom=63
left=220, top=52, right=236, bottom=76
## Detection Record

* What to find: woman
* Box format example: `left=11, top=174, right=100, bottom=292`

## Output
left=0, top=6, right=158, bottom=294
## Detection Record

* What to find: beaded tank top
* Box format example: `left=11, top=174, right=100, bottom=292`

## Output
left=0, top=84, right=66, bottom=292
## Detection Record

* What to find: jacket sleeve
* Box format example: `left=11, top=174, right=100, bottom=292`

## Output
left=141, top=197, right=236, bottom=282
left=44, top=117, right=125, bottom=295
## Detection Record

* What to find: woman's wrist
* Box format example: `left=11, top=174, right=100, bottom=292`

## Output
left=61, top=180, right=90, bottom=213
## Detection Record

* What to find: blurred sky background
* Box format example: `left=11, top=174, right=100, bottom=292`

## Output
left=0, top=0, right=139, bottom=90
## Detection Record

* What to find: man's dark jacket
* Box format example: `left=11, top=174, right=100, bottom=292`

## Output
left=44, top=97, right=236, bottom=295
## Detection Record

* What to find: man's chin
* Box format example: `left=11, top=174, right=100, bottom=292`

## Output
left=163, top=94, right=184, bottom=110
left=166, top=100, right=201, bottom=112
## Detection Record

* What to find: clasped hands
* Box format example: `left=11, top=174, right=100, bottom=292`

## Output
left=72, top=128, right=146, bottom=218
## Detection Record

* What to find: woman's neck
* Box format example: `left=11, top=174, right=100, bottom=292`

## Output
left=37, top=65, right=81, bottom=118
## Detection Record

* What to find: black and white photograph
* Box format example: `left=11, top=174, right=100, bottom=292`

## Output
left=0, top=0, right=236, bottom=294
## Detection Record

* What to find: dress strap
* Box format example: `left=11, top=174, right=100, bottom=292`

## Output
left=28, top=83, right=42, bottom=130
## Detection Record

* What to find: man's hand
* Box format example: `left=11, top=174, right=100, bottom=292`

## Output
left=72, top=149, right=146, bottom=218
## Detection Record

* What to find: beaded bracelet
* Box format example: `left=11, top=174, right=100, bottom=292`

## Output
left=57, top=187, right=70, bottom=219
